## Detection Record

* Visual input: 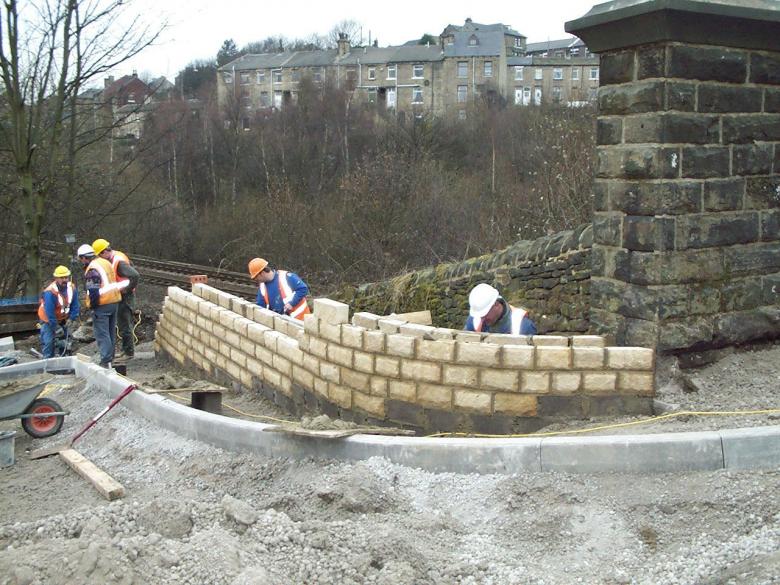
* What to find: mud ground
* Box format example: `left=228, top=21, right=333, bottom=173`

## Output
left=0, top=283, right=778, bottom=584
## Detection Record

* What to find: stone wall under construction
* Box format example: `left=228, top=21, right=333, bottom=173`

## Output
left=154, top=283, right=655, bottom=434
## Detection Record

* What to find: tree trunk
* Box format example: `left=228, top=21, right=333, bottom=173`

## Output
left=19, top=171, right=43, bottom=296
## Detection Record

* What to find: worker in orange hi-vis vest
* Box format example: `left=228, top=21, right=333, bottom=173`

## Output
left=247, top=257, right=310, bottom=321
left=92, top=238, right=140, bottom=359
left=37, top=265, right=80, bottom=358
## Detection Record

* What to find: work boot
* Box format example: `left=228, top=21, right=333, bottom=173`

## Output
left=99, top=361, right=113, bottom=369
left=115, top=351, right=134, bottom=361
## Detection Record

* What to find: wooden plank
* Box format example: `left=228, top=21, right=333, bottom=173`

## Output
left=264, top=425, right=416, bottom=439
left=59, top=448, right=125, bottom=500
left=0, top=320, right=38, bottom=335
left=390, top=310, right=433, bottom=325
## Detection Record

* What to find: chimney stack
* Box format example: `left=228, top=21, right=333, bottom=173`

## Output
left=337, top=32, right=350, bottom=56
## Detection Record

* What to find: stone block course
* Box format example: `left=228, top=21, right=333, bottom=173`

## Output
left=457, top=342, right=500, bottom=366
left=480, top=369, right=519, bottom=392
left=312, top=298, right=349, bottom=325
left=453, top=390, right=492, bottom=413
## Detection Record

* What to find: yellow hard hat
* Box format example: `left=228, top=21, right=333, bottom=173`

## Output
left=92, top=238, right=110, bottom=255
left=248, top=257, right=269, bottom=279
left=53, top=265, right=71, bottom=278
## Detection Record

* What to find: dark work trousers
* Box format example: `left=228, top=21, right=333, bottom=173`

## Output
left=117, top=292, right=136, bottom=355
left=92, top=302, right=118, bottom=366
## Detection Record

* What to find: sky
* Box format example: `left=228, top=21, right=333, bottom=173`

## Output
left=121, top=0, right=600, bottom=80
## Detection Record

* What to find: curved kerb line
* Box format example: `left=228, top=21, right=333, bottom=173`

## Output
left=3, top=358, right=778, bottom=475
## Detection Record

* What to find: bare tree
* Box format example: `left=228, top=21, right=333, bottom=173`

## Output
left=327, top=19, right=363, bottom=48
left=0, top=0, right=161, bottom=295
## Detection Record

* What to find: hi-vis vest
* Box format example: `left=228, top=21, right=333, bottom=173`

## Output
left=85, top=257, right=123, bottom=307
left=259, top=270, right=310, bottom=321
left=110, top=250, right=134, bottom=292
left=472, top=304, right=528, bottom=335
left=37, top=281, right=76, bottom=323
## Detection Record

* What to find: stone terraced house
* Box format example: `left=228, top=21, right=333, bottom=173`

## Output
left=217, top=19, right=600, bottom=124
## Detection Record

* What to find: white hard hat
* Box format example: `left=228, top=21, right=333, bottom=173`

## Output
left=77, top=243, right=95, bottom=257
left=469, top=283, right=500, bottom=318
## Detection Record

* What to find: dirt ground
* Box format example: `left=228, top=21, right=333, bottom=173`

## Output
left=0, top=284, right=778, bottom=585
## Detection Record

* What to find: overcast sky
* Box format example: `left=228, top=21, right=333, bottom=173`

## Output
left=122, top=0, right=600, bottom=79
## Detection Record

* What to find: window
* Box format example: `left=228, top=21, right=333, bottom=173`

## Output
left=387, top=87, right=396, bottom=108
left=588, top=87, right=598, bottom=101
left=260, top=91, right=270, bottom=107
left=534, top=68, right=543, bottom=80
left=412, top=64, right=424, bottom=78
left=523, top=87, right=531, bottom=104
left=412, top=87, right=423, bottom=103
left=368, top=67, right=376, bottom=80
left=242, top=117, right=250, bottom=130
left=570, top=47, right=580, bottom=56
left=223, top=72, right=233, bottom=84
left=484, top=61, right=492, bottom=77
left=552, top=86, right=562, bottom=102
left=457, top=61, right=468, bottom=78
left=387, top=64, right=397, bottom=80
left=291, top=70, right=300, bottom=82
left=457, top=85, right=467, bottom=103
left=273, top=90, right=283, bottom=108
left=555, top=51, right=564, bottom=58
left=571, top=67, right=580, bottom=81
left=589, top=67, right=599, bottom=80
left=256, top=70, right=265, bottom=83
left=273, top=70, right=282, bottom=83
left=514, top=66, right=523, bottom=80
left=346, top=68, right=356, bottom=82
left=515, top=38, right=523, bottom=47
left=458, top=109, right=467, bottom=120
left=240, top=72, right=250, bottom=84
left=468, top=34, right=478, bottom=46
left=368, top=87, right=377, bottom=103
left=313, top=67, right=322, bottom=82
left=553, top=68, right=563, bottom=80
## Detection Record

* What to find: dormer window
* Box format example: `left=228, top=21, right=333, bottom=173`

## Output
left=468, top=34, right=479, bottom=46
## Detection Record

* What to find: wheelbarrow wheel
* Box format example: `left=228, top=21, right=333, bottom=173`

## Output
left=22, top=398, right=65, bottom=438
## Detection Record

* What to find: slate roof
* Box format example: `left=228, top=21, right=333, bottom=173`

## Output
left=525, top=37, right=586, bottom=54
left=442, top=30, right=505, bottom=57
left=442, top=20, right=523, bottom=38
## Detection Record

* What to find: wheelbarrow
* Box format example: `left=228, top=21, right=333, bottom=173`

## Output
left=0, top=377, right=67, bottom=438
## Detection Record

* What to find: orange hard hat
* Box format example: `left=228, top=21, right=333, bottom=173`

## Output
left=248, top=257, right=268, bottom=279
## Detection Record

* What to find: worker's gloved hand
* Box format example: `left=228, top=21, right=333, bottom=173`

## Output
left=283, top=303, right=293, bottom=314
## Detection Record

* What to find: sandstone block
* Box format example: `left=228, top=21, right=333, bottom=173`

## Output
left=303, top=313, right=319, bottom=336
left=308, top=337, right=328, bottom=359
left=573, top=347, right=605, bottom=370
left=607, top=347, right=655, bottom=370
left=261, top=365, right=280, bottom=388
left=247, top=358, right=263, bottom=379
left=453, top=390, right=492, bottom=413
left=583, top=372, right=618, bottom=393
left=263, top=330, right=283, bottom=353
left=430, top=328, right=455, bottom=340
left=502, top=345, right=535, bottom=369
left=457, top=342, right=501, bottom=366
left=318, top=321, right=342, bottom=343
left=340, top=325, right=364, bottom=349
left=369, top=376, right=388, bottom=397
left=312, top=298, right=350, bottom=325
left=401, top=360, right=442, bottom=383
left=571, top=335, right=606, bottom=347
left=303, top=354, right=320, bottom=375
left=455, top=332, right=484, bottom=343
left=219, top=310, right=237, bottom=330
left=377, top=318, right=405, bottom=334
left=552, top=372, right=582, bottom=394
left=353, top=391, right=385, bottom=417
left=272, top=354, right=292, bottom=377
left=417, top=384, right=452, bottom=409
left=536, top=347, right=572, bottom=369
left=353, top=351, right=374, bottom=374
left=618, top=371, right=655, bottom=395
left=329, top=384, right=352, bottom=408
left=386, top=334, right=417, bottom=358
left=293, top=365, right=314, bottom=389
left=494, top=393, right=538, bottom=416
left=230, top=347, right=247, bottom=369
left=320, top=363, right=340, bottom=383
left=484, top=334, right=531, bottom=345
left=532, top=335, right=569, bottom=347
left=388, top=380, right=417, bottom=401
left=399, top=323, right=434, bottom=338
left=480, top=369, right=520, bottom=392
left=363, top=330, right=386, bottom=353
left=417, top=339, right=456, bottom=362
left=342, top=368, right=370, bottom=392
left=277, top=337, right=303, bottom=364
left=352, top=311, right=381, bottom=329
left=252, top=306, right=276, bottom=328
left=375, top=356, right=401, bottom=378
left=313, top=377, right=328, bottom=397
left=521, top=372, right=551, bottom=393
left=328, top=344, right=353, bottom=367
left=443, top=365, right=478, bottom=387
left=255, top=345, right=273, bottom=365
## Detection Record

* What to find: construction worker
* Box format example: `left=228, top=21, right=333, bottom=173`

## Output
left=247, top=257, right=310, bottom=320
left=465, top=283, right=537, bottom=335
left=77, top=243, right=122, bottom=368
left=37, top=266, right=80, bottom=358
left=92, top=238, right=140, bottom=359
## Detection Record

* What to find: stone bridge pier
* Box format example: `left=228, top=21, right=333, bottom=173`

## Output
left=568, top=0, right=780, bottom=352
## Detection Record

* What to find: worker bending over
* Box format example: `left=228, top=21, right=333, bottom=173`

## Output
left=93, top=238, right=140, bottom=359
left=37, top=266, right=80, bottom=358
left=77, top=244, right=122, bottom=368
left=247, top=257, right=310, bottom=321
left=465, top=283, right=537, bottom=335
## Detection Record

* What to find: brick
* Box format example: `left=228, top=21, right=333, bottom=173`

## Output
left=225, top=360, right=241, bottom=382
left=377, top=318, right=405, bottom=333
left=417, top=384, right=452, bottom=409
left=606, top=347, right=655, bottom=370
left=698, top=85, right=762, bottom=113
left=388, top=380, right=417, bottom=401
left=313, top=377, right=328, bottom=397
left=312, top=298, right=349, bottom=324
left=263, top=330, right=282, bottom=352
left=342, top=368, right=370, bottom=392
left=551, top=372, right=582, bottom=394
left=571, top=336, right=605, bottom=347
left=386, top=334, right=416, bottom=358
left=277, top=337, right=303, bottom=363
left=456, top=342, right=500, bottom=366
left=453, top=390, right=492, bottom=413
left=443, top=365, right=478, bottom=387
left=353, top=392, right=385, bottom=417
left=430, top=328, right=455, bottom=340
left=252, top=307, right=276, bottom=328
left=399, top=323, right=434, bottom=338
left=292, top=365, right=314, bottom=389
left=583, top=372, right=618, bottom=393
left=272, top=354, right=292, bottom=377
left=369, top=376, right=388, bottom=397
left=302, top=353, right=320, bottom=374
left=483, top=334, right=531, bottom=346
left=239, top=337, right=255, bottom=356
left=320, top=363, right=341, bottom=383
left=502, top=345, right=534, bottom=369
left=455, top=332, right=483, bottom=342
left=308, top=337, right=328, bottom=359
left=224, top=331, right=240, bottom=350
left=681, top=146, right=730, bottom=179
left=618, top=371, right=655, bottom=395
left=352, top=312, right=380, bottom=329
left=573, top=347, right=605, bottom=369
left=327, top=344, right=353, bottom=367
left=340, top=324, right=363, bottom=349
left=479, top=369, right=519, bottom=392
left=219, top=311, right=237, bottom=330
left=303, top=313, right=319, bottom=336
left=401, top=360, right=441, bottom=383
left=417, top=339, right=456, bottom=361
left=363, top=330, right=386, bottom=353
left=375, top=356, right=400, bottom=378
left=353, top=351, right=374, bottom=374
left=328, top=384, right=352, bottom=408
left=535, top=347, right=571, bottom=369
left=667, top=46, right=746, bottom=83
left=521, top=372, right=550, bottom=393
left=318, top=321, right=342, bottom=343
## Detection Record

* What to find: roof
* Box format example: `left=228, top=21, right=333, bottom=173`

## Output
left=442, top=20, right=524, bottom=38
left=442, top=30, right=505, bottom=57
left=525, top=37, right=586, bottom=54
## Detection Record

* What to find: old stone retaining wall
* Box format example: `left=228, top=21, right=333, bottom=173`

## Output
left=154, top=282, right=655, bottom=434
left=337, top=225, right=594, bottom=335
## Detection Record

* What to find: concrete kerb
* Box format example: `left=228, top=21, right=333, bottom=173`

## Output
left=2, top=357, right=778, bottom=474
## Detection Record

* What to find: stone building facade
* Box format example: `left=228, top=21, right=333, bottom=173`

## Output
left=216, top=19, right=600, bottom=122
